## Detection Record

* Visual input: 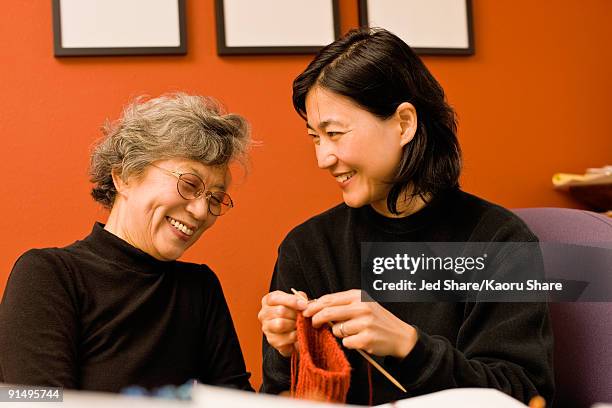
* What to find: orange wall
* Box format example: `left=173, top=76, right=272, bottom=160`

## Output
left=1, top=1, right=610, bottom=388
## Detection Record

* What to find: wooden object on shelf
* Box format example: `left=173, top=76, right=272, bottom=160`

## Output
left=553, top=171, right=612, bottom=212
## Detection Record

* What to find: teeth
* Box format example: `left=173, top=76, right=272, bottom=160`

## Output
left=335, top=172, right=355, bottom=183
left=167, top=217, right=194, bottom=236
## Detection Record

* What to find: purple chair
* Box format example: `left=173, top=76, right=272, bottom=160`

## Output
left=513, top=208, right=612, bottom=408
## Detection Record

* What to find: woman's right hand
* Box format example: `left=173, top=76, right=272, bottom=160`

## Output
left=258, top=290, right=308, bottom=357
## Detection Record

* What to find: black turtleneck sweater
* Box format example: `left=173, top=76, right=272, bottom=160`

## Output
left=0, top=223, right=252, bottom=392
left=261, top=189, right=554, bottom=405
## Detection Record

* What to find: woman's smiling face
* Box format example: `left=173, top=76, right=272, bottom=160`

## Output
left=108, top=158, right=229, bottom=261
left=305, top=86, right=415, bottom=212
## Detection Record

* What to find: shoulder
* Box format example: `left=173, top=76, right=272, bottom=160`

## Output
left=450, top=190, right=537, bottom=242
left=5, top=247, right=79, bottom=304
left=173, top=261, right=223, bottom=290
left=282, top=203, right=350, bottom=246
left=11, top=247, right=75, bottom=281
left=172, top=262, right=233, bottom=312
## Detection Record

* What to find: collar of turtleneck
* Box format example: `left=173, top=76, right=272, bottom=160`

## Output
left=359, top=188, right=457, bottom=235
left=81, top=222, right=176, bottom=274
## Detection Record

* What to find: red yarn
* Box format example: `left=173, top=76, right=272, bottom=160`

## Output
left=291, top=313, right=351, bottom=403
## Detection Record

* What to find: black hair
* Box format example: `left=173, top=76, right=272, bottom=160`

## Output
left=292, top=28, right=461, bottom=214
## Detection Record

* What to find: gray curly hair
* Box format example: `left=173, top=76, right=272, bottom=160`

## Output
left=89, top=92, right=251, bottom=209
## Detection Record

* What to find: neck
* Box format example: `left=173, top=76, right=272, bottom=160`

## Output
left=370, top=192, right=430, bottom=218
left=104, top=202, right=132, bottom=246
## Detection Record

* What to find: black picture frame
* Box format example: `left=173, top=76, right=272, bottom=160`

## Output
left=52, top=0, right=187, bottom=57
left=215, top=0, right=340, bottom=55
left=358, top=0, right=474, bottom=55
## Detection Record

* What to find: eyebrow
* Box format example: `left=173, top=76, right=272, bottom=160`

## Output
left=184, top=167, right=226, bottom=191
left=306, top=119, right=345, bottom=131
left=206, top=182, right=226, bottom=191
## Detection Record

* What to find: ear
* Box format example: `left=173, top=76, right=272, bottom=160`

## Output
left=395, top=102, right=417, bottom=148
left=111, top=168, right=130, bottom=197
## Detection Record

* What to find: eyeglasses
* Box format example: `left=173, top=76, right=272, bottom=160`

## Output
left=150, top=164, right=234, bottom=216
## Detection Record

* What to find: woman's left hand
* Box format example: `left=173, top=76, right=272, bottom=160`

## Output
left=302, top=289, right=418, bottom=359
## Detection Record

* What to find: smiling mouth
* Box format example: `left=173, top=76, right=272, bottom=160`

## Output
left=335, top=171, right=356, bottom=183
left=166, top=216, right=195, bottom=236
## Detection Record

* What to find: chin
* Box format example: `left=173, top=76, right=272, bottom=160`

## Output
left=342, top=194, right=369, bottom=208
left=157, top=247, right=186, bottom=261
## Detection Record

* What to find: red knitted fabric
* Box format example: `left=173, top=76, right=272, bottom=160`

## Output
left=291, top=314, right=351, bottom=403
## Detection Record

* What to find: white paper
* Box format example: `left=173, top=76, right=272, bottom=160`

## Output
left=386, top=388, right=528, bottom=408
left=193, top=385, right=528, bottom=408
left=59, top=0, right=181, bottom=48
left=223, top=0, right=336, bottom=47
left=0, top=383, right=529, bottom=407
left=367, top=0, right=470, bottom=49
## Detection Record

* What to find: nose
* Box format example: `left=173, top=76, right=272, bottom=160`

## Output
left=315, top=140, right=338, bottom=169
left=185, top=196, right=211, bottom=222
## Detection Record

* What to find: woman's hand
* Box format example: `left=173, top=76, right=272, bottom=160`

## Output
left=258, top=290, right=308, bottom=357
left=303, top=289, right=418, bottom=359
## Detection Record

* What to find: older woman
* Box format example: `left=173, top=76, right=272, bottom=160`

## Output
left=0, top=93, right=253, bottom=392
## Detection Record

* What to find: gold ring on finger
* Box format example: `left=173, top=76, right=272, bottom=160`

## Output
left=339, top=322, right=347, bottom=337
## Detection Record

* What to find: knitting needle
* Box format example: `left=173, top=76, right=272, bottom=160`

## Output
left=290, top=288, right=407, bottom=393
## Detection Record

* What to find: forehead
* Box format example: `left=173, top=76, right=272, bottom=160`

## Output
left=304, top=86, right=365, bottom=128
left=158, top=158, right=229, bottom=188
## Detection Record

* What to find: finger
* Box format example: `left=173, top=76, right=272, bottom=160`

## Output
left=266, top=331, right=298, bottom=349
left=263, top=290, right=308, bottom=310
left=331, top=321, right=351, bottom=338
left=311, top=304, right=363, bottom=328
left=341, top=331, right=376, bottom=355
left=316, top=289, right=361, bottom=306
left=258, top=304, right=298, bottom=322
left=262, top=317, right=297, bottom=335
left=296, top=290, right=308, bottom=302
left=303, top=289, right=361, bottom=317
left=334, top=313, right=380, bottom=337
left=266, top=331, right=298, bottom=358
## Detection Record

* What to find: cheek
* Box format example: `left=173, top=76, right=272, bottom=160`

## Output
left=341, top=141, right=401, bottom=178
left=341, top=122, right=400, bottom=165
left=140, top=195, right=181, bottom=228
left=371, top=131, right=404, bottom=172
left=155, top=191, right=184, bottom=210
left=336, top=138, right=371, bottom=165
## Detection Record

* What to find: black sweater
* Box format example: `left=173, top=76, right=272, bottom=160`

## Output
left=261, top=189, right=554, bottom=405
left=0, top=223, right=252, bottom=392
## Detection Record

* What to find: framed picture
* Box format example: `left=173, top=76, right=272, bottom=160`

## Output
left=52, top=0, right=187, bottom=57
left=215, top=0, right=340, bottom=55
left=358, top=0, right=474, bottom=55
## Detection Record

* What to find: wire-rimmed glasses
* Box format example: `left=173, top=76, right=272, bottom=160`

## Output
left=150, top=164, right=234, bottom=216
